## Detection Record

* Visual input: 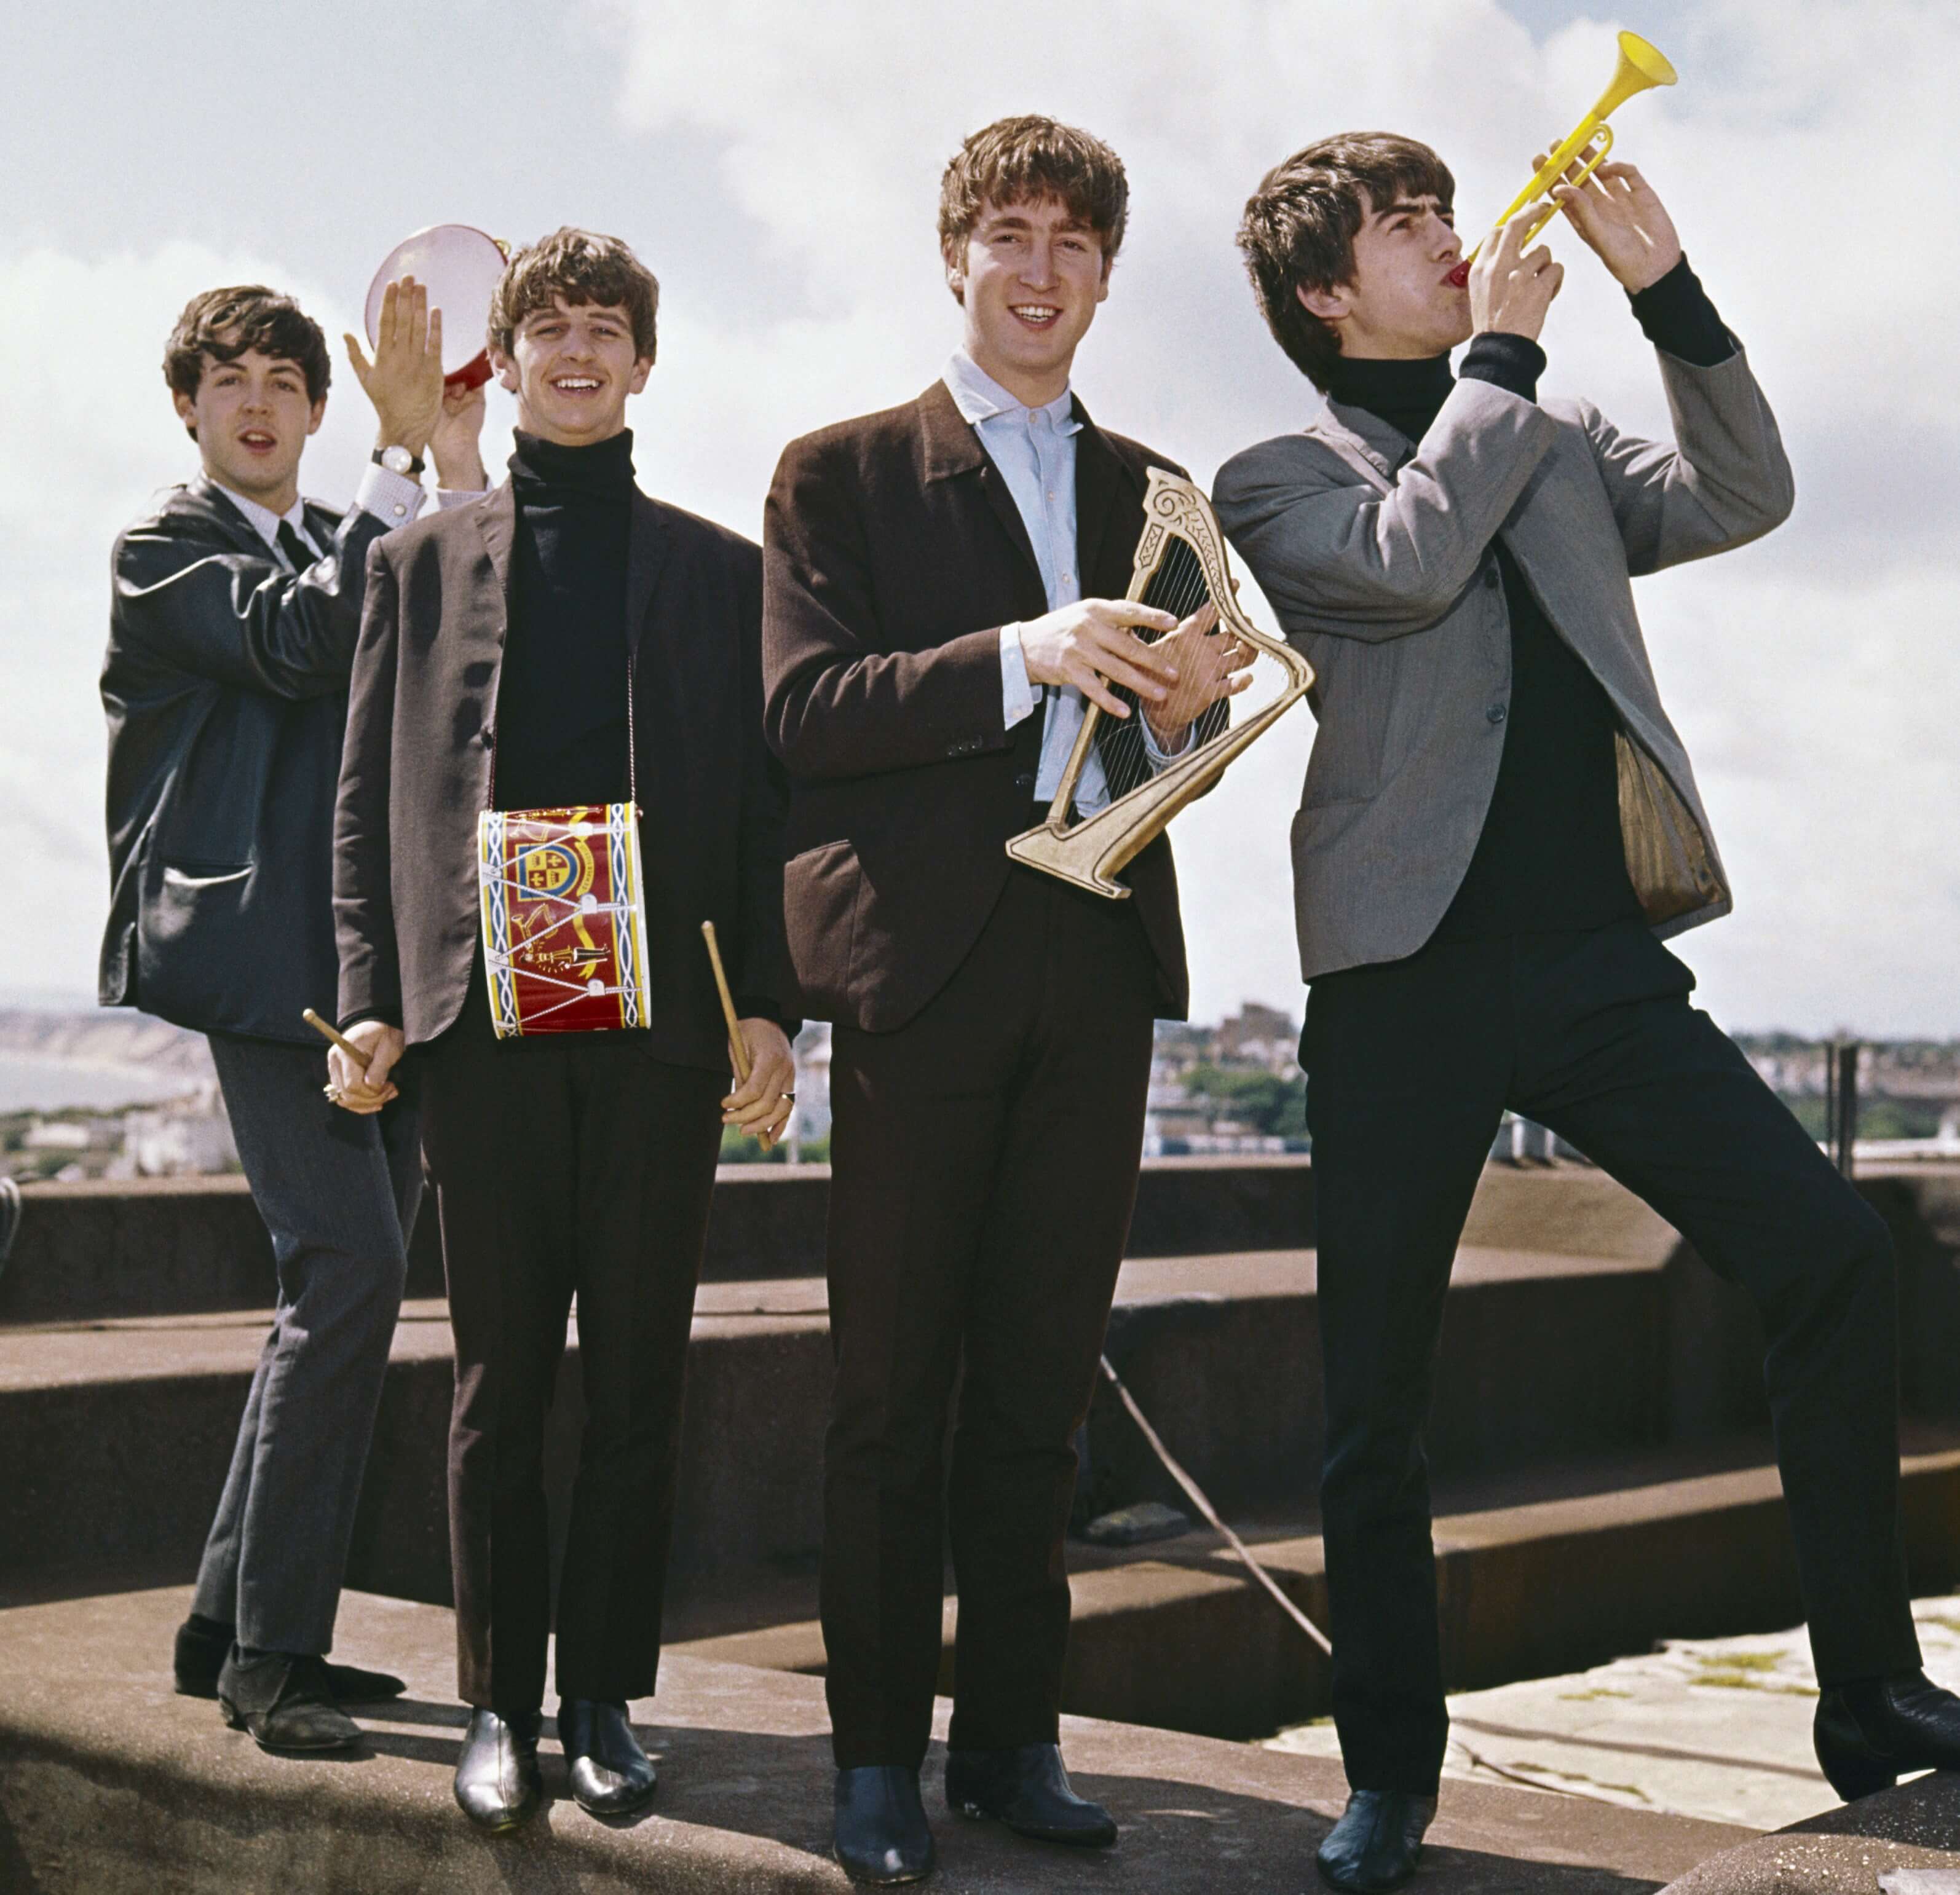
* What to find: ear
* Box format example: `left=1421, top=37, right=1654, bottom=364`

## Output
left=306, top=396, right=327, bottom=438
left=942, top=241, right=966, bottom=307
left=628, top=356, right=654, bottom=395
left=1094, top=249, right=1113, bottom=305
left=172, top=389, right=199, bottom=441
left=489, top=346, right=520, bottom=395
left=1296, top=280, right=1351, bottom=324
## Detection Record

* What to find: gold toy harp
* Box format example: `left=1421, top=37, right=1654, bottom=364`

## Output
left=1005, top=468, right=1313, bottom=899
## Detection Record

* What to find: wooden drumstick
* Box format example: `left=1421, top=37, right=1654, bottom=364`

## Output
left=303, top=1007, right=371, bottom=1070
left=701, top=921, right=775, bottom=1153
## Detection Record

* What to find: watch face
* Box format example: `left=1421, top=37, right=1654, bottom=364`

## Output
left=382, top=446, right=413, bottom=474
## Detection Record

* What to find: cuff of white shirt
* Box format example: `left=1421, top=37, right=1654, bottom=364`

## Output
left=352, top=461, right=427, bottom=528
left=1140, top=707, right=1198, bottom=768
left=1000, top=624, right=1038, bottom=729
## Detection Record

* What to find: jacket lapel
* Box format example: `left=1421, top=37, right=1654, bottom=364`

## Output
left=475, top=479, right=517, bottom=601
left=625, top=491, right=673, bottom=657
left=186, top=476, right=283, bottom=561
left=1069, top=398, right=1128, bottom=594
left=917, top=380, right=1044, bottom=596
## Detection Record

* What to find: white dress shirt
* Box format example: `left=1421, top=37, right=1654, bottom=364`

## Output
left=213, top=460, right=481, bottom=569
left=941, top=350, right=1187, bottom=816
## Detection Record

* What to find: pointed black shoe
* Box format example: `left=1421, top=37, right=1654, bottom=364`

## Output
left=834, top=1765, right=935, bottom=1885
left=1816, top=1670, right=1960, bottom=1802
left=216, top=1648, right=362, bottom=1752
left=560, top=1699, right=657, bottom=1816
left=945, top=1743, right=1117, bottom=1847
left=176, top=1615, right=405, bottom=1703
left=453, top=1708, right=543, bottom=1833
left=1316, top=1789, right=1437, bottom=1893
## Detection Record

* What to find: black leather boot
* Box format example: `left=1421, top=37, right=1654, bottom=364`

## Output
left=559, top=1699, right=657, bottom=1816
left=177, top=1615, right=405, bottom=1703
left=834, top=1765, right=934, bottom=1885
left=216, top=1648, right=362, bottom=1752
left=1316, top=1789, right=1437, bottom=1893
left=453, top=1707, right=543, bottom=1833
left=1815, top=1670, right=1960, bottom=1801
left=944, top=1743, right=1116, bottom=1846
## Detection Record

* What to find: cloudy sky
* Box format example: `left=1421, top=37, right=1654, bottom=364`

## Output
left=4, top=0, right=1954, bottom=1032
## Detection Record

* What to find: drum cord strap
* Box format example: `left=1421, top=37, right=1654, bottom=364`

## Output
left=1097, top=1352, right=1333, bottom=1656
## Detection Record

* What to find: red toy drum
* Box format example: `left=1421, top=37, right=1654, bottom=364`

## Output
left=476, top=803, right=651, bottom=1038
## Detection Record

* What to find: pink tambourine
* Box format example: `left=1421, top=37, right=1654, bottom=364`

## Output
left=365, top=224, right=509, bottom=390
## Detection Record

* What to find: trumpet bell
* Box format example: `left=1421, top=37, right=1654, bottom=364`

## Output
left=1596, top=30, right=1677, bottom=117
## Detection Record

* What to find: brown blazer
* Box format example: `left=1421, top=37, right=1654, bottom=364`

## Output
left=334, top=480, right=796, bottom=1070
left=763, top=379, right=1199, bottom=1033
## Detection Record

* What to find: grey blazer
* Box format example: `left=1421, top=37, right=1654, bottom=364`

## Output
left=1212, top=346, right=1793, bottom=981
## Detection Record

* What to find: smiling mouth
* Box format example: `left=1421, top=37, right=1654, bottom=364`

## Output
left=551, top=376, right=602, bottom=393
left=1009, top=304, right=1062, bottom=329
left=238, top=431, right=275, bottom=450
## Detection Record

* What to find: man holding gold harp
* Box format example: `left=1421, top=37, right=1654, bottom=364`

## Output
left=764, top=115, right=1247, bottom=1883
left=1214, top=93, right=1960, bottom=1893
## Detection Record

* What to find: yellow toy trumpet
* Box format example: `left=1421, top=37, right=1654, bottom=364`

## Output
left=1449, top=30, right=1676, bottom=284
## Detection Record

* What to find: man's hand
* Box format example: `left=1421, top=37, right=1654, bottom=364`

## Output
left=1469, top=205, right=1564, bottom=343
left=344, top=276, right=445, bottom=459
left=429, top=380, right=489, bottom=492
left=327, top=1020, right=405, bottom=1116
left=723, top=1018, right=796, bottom=1151
left=1018, top=599, right=1181, bottom=719
left=1545, top=144, right=1682, bottom=292
left=1142, top=603, right=1256, bottom=748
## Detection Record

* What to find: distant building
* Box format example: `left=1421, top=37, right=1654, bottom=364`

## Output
left=122, top=1085, right=239, bottom=1176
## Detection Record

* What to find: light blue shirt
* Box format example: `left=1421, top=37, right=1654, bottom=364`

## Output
left=942, top=350, right=1184, bottom=814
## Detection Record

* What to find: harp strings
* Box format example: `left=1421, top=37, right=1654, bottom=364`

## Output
left=1099, top=535, right=1214, bottom=802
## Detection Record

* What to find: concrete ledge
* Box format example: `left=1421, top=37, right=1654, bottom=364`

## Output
left=0, top=1156, right=1327, bottom=1325
left=0, top=1250, right=1691, bottom=1615
left=679, top=1433, right=1960, bottom=1744
left=0, top=1585, right=1752, bottom=1893
left=1659, top=1772, right=1960, bottom=1892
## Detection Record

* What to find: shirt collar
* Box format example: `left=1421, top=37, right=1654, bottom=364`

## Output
left=942, top=349, right=1080, bottom=436
left=210, top=480, right=311, bottom=556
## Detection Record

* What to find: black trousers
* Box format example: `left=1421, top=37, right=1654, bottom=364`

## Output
left=822, top=867, right=1160, bottom=1768
left=420, top=973, right=725, bottom=1714
left=1305, top=920, right=1921, bottom=1795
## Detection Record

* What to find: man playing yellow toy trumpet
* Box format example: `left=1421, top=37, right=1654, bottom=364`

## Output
left=1216, top=128, right=1960, bottom=1891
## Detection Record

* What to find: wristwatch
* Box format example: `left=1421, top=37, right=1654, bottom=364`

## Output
left=373, top=444, right=425, bottom=478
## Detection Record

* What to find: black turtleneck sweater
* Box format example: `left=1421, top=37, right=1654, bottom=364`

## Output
left=1324, top=256, right=1733, bottom=940
left=493, top=428, right=636, bottom=813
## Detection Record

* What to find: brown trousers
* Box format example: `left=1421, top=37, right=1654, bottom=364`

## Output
left=821, top=866, right=1160, bottom=1768
left=420, top=969, right=725, bottom=1714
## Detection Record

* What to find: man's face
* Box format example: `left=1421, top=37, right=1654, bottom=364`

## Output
left=491, top=296, right=650, bottom=447
left=1302, top=191, right=1470, bottom=360
left=949, top=196, right=1110, bottom=397
left=175, top=344, right=323, bottom=503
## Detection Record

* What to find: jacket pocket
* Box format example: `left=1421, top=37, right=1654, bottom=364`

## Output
left=783, top=838, right=861, bottom=1022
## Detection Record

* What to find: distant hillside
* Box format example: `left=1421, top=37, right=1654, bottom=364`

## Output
left=0, top=1009, right=211, bottom=1076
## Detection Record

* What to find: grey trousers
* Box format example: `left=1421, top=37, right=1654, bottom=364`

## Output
left=191, top=1032, right=422, bottom=1655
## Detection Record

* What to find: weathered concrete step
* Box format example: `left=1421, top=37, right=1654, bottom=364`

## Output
left=0, top=1584, right=1753, bottom=1893
left=1, top=1152, right=1329, bottom=1323
left=0, top=1247, right=1693, bottom=1613
left=676, top=1429, right=1960, bottom=1744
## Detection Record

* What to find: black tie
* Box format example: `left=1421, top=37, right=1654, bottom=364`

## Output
left=276, top=520, right=314, bottom=571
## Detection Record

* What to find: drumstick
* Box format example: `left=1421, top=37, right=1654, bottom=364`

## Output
left=701, top=921, right=775, bottom=1153
left=302, top=1007, right=371, bottom=1070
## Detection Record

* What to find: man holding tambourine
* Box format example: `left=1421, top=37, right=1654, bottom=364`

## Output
left=1216, top=114, right=1960, bottom=1893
